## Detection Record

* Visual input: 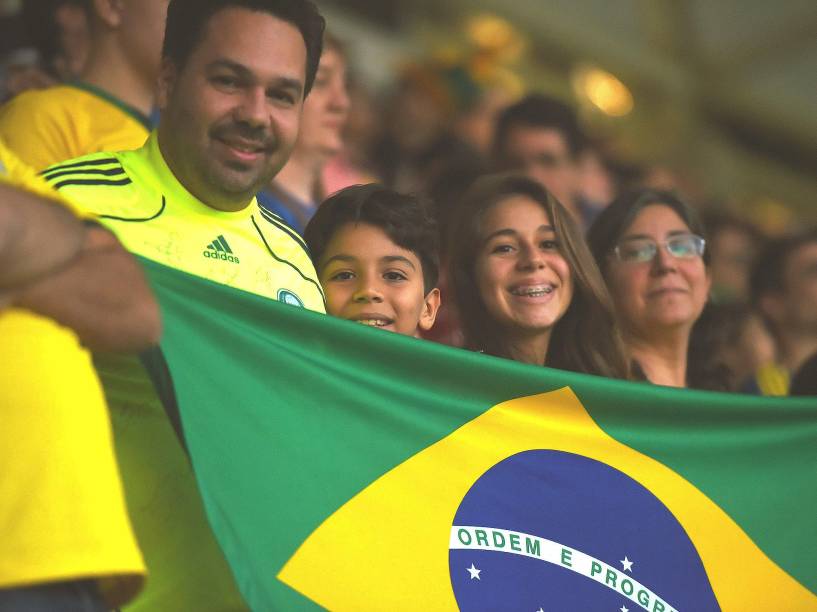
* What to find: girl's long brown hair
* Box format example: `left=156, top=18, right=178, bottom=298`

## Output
left=446, top=173, right=631, bottom=379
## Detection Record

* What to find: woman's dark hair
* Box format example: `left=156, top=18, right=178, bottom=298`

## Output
left=586, top=188, right=709, bottom=271
left=305, top=184, right=439, bottom=294
left=162, top=0, right=325, bottom=95
left=586, top=188, right=721, bottom=389
left=791, top=351, right=817, bottom=396
left=446, top=173, right=630, bottom=379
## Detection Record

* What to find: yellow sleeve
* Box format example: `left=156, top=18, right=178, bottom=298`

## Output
left=0, top=90, right=80, bottom=172
left=0, top=140, right=84, bottom=217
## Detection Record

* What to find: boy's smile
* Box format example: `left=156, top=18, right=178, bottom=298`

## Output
left=318, top=222, right=440, bottom=336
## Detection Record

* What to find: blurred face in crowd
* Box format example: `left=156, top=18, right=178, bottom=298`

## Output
left=318, top=223, right=440, bottom=336
left=474, top=194, right=573, bottom=342
left=54, top=2, right=90, bottom=78
left=606, top=204, right=710, bottom=340
left=157, top=7, right=306, bottom=211
left=771, top=241, right=817, bottom=334
left=498, top=125, right=579, bottom=213
left=105, top=0, right=168, bottom=83
left=709, top=226, right=756, bottom=302
left=295, top=44, right=349, bottom=159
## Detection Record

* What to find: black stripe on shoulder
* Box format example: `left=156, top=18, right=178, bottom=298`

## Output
left=258, top=207, right=310, bottom=255
left=42, top=167, right=126, bottom=181
left=52, top=177, right=132, bottom=190
left=251, top=215, right=326, bottom=307
left=40, top=157, right=121, bottom=176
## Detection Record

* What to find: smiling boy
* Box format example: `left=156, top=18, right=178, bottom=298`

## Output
left=305, top=184, right=441, bottom=336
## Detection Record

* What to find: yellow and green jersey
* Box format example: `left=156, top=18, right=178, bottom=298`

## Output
left=41, top=133, right=324, bottom=612
left=0, top=140, right=145, bottom=606
left=43, top=132, right=325, bottom=310
left=0, top=82, right=151, bottom=171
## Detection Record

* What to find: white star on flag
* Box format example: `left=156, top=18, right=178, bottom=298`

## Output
left=620, top=556, right=634, bottom=572
left=537, top=608, right=545, bottom=612
left=620, top=606, right=629, bottom=612
left=467, top=563, right=481, bottom=580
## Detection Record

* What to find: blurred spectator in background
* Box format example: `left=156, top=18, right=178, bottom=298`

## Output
left=371, top=56, right=516, bottom=194
left=259, top=32, right=350, bottom=234
left=322, top=77, right=379, bottom=196
left=447, top=173, right=629, bottom=378
left=575, top=143, right=619, bottom=225
left=688, top=302, right=776, bottom=393
left=492, top=94, right=586, bottom=223
left=587, top=189, right=725, bottom=390
left=702, top=211, right=765, bottom=304
left=20, top=0, right=91, bottom=83
left=0, top=0, right=167, bottom=170
left=749, top=231, right=817, bottom=395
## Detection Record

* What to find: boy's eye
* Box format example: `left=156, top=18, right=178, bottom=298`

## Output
left=327, top=270, right=354, bottom=281
left=383, top=270, right=408, bottom=282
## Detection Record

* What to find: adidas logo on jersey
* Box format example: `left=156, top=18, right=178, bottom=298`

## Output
left=203, top=235, right=240, bottom=263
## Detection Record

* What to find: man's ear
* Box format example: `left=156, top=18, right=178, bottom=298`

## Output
left=156, top=58, right=177, bottom=111
left=417, top=287, right=442, bottom=334
left=92, top=0, right=125, bottom=28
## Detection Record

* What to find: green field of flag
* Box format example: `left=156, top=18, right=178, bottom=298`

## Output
left=140, top=258, right=817, bottom=611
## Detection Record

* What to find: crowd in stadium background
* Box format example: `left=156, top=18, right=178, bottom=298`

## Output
left=1, top=0, right=815, bottom=609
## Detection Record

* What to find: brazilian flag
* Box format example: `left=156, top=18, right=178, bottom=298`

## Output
left=143, top=259, right=817, bottom=611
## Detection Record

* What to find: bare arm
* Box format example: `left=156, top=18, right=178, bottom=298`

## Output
left=0, top=182, right=85, bottom=287
left=13, top=224, right=162, bottom=353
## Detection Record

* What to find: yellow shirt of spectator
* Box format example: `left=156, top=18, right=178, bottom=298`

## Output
left=0, top=82, right=151, bottom=171
left=0, top=140, right=145, bottom=606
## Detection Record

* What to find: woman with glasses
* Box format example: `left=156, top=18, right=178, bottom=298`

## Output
left=586, top=189, right=718, bottom=389
left=447, top=173, right=630, bottom=378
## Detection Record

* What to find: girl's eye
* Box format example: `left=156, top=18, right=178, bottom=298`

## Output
left=540, top=239, right=559, bottom=250
left=491, top=244, right=515, bottom=254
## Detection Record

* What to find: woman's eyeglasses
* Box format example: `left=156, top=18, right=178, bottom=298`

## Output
left=613, top=234, right=706, bottom=264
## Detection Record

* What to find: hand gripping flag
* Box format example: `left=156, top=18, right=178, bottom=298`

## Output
left=141, top=259, right=817, bottom=611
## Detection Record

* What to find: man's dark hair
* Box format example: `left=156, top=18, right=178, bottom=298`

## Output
left=493, top=94, right=585, bottom=160
left=162, top=0, right=325, bottom=95
left=304, top=184, right=439, bottom=293
left=749, top=230, right=817, bottom=302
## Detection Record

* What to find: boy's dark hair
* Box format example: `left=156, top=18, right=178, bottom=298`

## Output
left=305, top=184, right=439, bottom=293
left=162, top=0, right=325, bottom=95
left=493, top=94, right=585, bottom=160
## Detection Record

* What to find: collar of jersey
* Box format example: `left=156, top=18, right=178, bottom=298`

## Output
left=143, top=131, right=257, bottom=221
left=68, top=81, right=153, bottom=130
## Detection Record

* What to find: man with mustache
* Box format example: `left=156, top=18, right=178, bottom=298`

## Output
left=40, top=1, right=326, bottom=609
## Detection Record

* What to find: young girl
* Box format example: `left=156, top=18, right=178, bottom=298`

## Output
left=447, top=173, right=629, bottom=378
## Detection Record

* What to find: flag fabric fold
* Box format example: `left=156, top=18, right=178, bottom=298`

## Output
left=140, top=257, right=817, bottom=611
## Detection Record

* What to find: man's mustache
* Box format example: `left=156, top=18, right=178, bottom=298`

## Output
left=210, top=123, right=274, bottom=150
